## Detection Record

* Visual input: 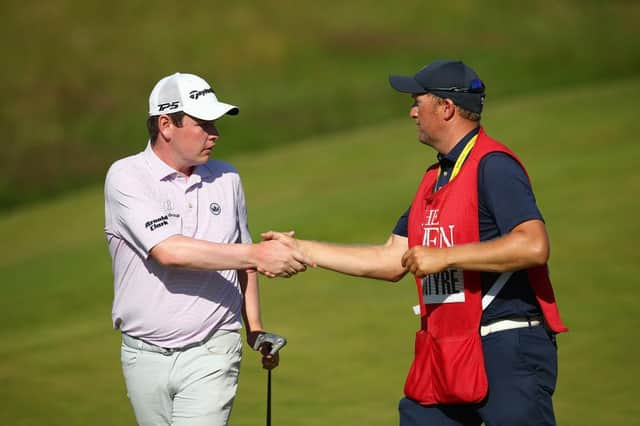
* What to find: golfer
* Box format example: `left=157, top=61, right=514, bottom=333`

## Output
left=265, top=60, right=568, bottom=425
left=104, top=72, right=307, bottom=425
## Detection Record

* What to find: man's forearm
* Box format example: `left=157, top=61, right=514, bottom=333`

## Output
left=298, top=235, right=408, bottom=282
left=239, top=269, right=264, bottom=334
left=151, top=235, right=257, bottom=270
left=446, top=222, right=549, bottom=272
left=402, top=220, right=550, bottom=277
left=149, top=235, right=308, bottom=277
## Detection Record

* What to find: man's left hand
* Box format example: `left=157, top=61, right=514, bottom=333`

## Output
left=247, top=331, right=281, bottom=370
left=401, top=246, right=449, bottom=278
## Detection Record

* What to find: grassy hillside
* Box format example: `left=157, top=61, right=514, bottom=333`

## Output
left=1, top=78, right=639, bottom=425
left=1, top=0, right=639, bottom=210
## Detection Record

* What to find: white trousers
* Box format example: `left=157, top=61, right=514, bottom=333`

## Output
left=120, top=330, right=243, bottom=426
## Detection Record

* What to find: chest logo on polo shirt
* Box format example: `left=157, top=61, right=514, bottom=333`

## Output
left=162, top=199, right=180, bottom=219
left=145, top=215, right=169, bottom=231
left=421, top=208, right=465, bottom=304
left=209, top=202, right=222, bottom=215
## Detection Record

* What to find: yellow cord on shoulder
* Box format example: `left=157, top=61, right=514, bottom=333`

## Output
left=435, top=134, right=478, bottom=188
left=450, top=134, right=477, bottom=180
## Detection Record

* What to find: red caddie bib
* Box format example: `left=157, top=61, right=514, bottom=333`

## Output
left=403, top=128, right=567, bottom=405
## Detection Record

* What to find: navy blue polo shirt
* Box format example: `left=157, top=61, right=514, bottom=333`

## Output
left=393, top=127, right=543, bottom=324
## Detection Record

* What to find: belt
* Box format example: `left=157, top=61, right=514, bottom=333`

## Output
left=480, top=317, right=542, bottom=337
left=122, top=330, right=236, bottom=356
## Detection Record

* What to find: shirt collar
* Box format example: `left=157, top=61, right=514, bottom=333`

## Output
left=143, top=142, right=214, bottom=184
left=436, top=126, right=480, bottom=166
left=143, top=142, right=177, bottom=181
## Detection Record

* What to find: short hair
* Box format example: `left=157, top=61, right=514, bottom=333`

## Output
left=147, top=112, right=186, bottom=144
left=430, top=94, right=481, bottom=123
left=457, top=107, right=481, bottom=122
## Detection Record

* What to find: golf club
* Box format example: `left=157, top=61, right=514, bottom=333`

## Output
left=253, top=332, right=287, bottom=426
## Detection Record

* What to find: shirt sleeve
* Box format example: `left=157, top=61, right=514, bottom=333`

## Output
left=104, top=165, right=180, bottom=258
left=392, top=207, right=411, bottom=237
left=478, top=152, right=543, bottom=235
left=235, top=175, right=253, bottom=244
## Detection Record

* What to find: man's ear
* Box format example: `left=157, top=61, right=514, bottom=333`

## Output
left=158, top=115, right=173, bottom=142
left=442, top=99, right=457, bottom=121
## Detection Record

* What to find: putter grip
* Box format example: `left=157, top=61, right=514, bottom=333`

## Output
left=253, top=333, right=287, bottom=355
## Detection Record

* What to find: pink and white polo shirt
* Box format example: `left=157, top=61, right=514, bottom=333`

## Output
left=104, top=143, right=252, bottom=348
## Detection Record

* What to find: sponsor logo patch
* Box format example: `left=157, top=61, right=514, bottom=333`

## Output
left=209, top=202, right=221, bottom=215
left=158, top=101, right=180, bottom=112
left=145, top=215, right=169, bottom=231
left=189, top=88, right=214, bottom=100
left=162, top=200, right=180, bottom=219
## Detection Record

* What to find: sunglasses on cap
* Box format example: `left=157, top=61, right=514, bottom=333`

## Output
left=427, top=78, right=485, bottom=94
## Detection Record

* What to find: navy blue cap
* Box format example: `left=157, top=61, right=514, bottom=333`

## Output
left=389, top=60, right=486, bottom=113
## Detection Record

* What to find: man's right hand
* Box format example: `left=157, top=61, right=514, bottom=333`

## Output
left=261, top=230, right=297, bottom=247
left=251, top=234, right=311, bottom=278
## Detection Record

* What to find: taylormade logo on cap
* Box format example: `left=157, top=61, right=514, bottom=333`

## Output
left=189, top=88, right=214, bottom=100
left=148, top=72, right=239, bottom=121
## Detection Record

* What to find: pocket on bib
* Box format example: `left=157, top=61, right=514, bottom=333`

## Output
left=430, top=331, right=487, bottom=404
left=404, top=330, right=487, bottom=405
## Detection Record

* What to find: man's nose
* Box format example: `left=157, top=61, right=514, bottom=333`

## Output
left=204, top=123, right=219, bottom=137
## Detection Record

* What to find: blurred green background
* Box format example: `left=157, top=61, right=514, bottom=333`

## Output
left=1, top=0, right=639, bottom=424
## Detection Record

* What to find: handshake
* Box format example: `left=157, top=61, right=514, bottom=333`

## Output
left=251, top=229, right=449, bottom=281
left=251, top=230, right=314, bottom=278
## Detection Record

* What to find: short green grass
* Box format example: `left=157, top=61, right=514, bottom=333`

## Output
left=2, top=0, right=639, bottom=209
left=1, top=78, right=639, bottom=425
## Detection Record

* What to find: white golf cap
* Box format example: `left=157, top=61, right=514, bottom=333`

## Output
left=148, top=72, right=239, bottom=120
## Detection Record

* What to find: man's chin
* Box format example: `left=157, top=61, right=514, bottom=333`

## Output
left=418, top=137, right=431, bottom=146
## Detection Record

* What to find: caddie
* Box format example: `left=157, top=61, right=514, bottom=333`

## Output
left=263, top=60, right=568, bottom=425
